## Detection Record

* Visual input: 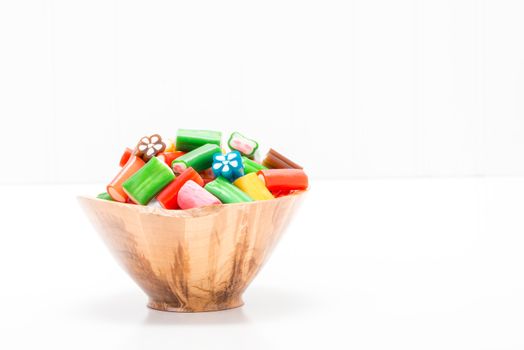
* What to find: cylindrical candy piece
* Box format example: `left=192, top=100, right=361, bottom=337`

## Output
left=242, top=156, right=267, bottom=174
left=172, top=143, right=222, bottom=173
left=157, top=151, right=185, bottom=166
left=175, top=129, right=222, bottom=152
left=107, top=156, right=146, bottom=202
left=122, top=157, right=175, bottom=205
left=227, top=132, right=259, bottom=158
left=262, top=148, right=303, bottom=169
left=177, top=180, right=221, bottom=209
left=205, top=176, right=253, bottom=204
left=257, top=169, right=308, bottom=192
left=96, top=192, right=113, bottom=201
left=119, top=147, right=134, bottom=167
left=233, top=173, right=274, bottom=201
left=156, top=167, right=204, bottom=209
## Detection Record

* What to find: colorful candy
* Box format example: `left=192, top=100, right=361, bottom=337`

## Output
left=101, top=130, right=308, bottom=209
left=242, top=156, right=267, bottom=174
left=228, top=132, right=259, bottom=158
left=211, top=151, right=244, bottom=181
left=107, top=155, right=146, bottom=202
left=96, top=192, right=113, bottom=201
left=172, top=143, right=222, bottom=173
left=164, top=138, right=176, bottom=152
left=119, top=148, right=134, bottom=167
left=135, top=134, right=166, bottom=161
left=177, top=180, right=221, bottom=209
left=122, top=157, right=175, bottom=205
left=205, top=176, right=253, bottom=204
left=262, top=148, right=303, bottom=169
left=257, top=169, right=308, bottom=193
left=199, top=167, right=215, bottom=179
left=157, top=167, right=204, bottom=209
left=233, top=172, right=274, bottom=201
left=175, top=129, right=222, bottom=152
left=157, top=151, right=185, bottom=166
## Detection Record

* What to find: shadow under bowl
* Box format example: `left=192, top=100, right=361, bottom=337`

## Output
left=78, top=191, right=305, bottom=312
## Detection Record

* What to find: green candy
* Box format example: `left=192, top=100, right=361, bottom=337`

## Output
left=228, top=131, right=259, bottom=157
left=96, top=192, right=113, bottom=201
left=175, top=129, right=222, bottom=152
left=172, top=143, right=222, bottom=173
left=242, top=156, right=267, bottom=174
left=122, top=157, right=175, bottom=205
left=205, top=176, right=253, bottom=204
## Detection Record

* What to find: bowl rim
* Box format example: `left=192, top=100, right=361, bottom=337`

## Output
left=78, top=189, right=307, bottom=218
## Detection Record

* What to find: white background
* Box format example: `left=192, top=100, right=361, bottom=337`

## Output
left=1, top=0, right=524, bottom=183
left=1, top=1, right=524, bottom=350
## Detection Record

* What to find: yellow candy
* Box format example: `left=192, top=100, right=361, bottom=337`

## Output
left=233, top=173, right=274, bottom=201
left=164, top=138, right=176, bottom=152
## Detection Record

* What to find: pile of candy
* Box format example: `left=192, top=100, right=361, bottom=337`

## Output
left=96, top=130, right=308, bottom=210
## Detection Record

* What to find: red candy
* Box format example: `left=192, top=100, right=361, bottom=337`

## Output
left=157, top=151, right=185, bottom=166
left=257, top=169, right=308, bottom=193
left=119, top=148, right=134, bottom=167
left=156, top=167, right=204, bottom=209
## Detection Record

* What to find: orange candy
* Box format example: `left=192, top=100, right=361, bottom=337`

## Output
left=107, top=156, right=145, bottom=202
left=157, top=151, right=185, bottom=166
left=119, top=147, right=134, bottom=167
left=257, top=169, right=308, bottom=193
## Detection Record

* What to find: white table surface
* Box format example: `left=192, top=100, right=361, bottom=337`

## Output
left=1, top=178, right=524, bottom=350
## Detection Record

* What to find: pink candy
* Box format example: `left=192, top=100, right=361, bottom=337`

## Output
left=177, top=180, right=221, bottom=209
left=231, top=139, right=253, bottom=155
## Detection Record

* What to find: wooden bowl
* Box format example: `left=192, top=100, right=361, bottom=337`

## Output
left=78, top=191, right=305, bottom=312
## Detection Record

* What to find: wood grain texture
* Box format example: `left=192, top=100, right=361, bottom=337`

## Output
left=78, top=192, right=305, bottom=312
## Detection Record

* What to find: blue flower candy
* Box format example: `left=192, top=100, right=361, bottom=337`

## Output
left=212, top=151, right=244, bottom=181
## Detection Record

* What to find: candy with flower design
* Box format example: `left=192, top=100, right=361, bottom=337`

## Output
left=212, top=151, right=244, bottom=181
left=135, top=134, right=166, bottom=161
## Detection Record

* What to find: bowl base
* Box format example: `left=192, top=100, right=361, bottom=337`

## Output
left=147, top=298, right=244, bottom=313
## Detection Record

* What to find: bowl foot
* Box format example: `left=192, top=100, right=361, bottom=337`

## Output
left=147, top=298, right=244, bottom=313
